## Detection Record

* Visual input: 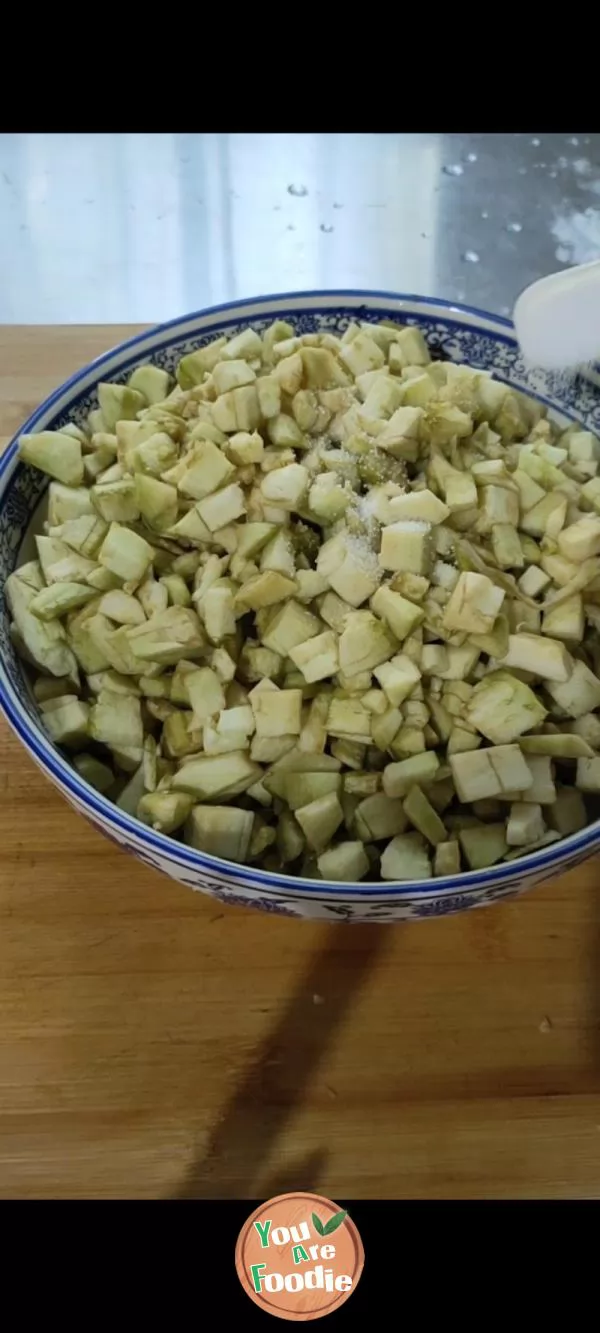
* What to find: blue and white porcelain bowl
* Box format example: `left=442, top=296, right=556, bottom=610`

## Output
left=1, top=290, right=600, bottom=923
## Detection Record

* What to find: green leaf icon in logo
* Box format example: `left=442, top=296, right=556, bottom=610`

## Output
left=312, top=1212, right=325, bottom=1236
left=323, top=1210, right=348, bottom=1236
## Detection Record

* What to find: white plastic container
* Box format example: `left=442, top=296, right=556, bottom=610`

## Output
left=513, top=260, right=600, bottom=369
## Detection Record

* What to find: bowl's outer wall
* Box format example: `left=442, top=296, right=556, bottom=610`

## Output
left=1, top=290, right=600, bottom=922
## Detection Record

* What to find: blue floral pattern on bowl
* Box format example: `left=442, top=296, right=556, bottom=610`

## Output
left=1, top=289, right=599, bottom=922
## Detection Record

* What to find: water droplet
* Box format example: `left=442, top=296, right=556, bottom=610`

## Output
left=531, top=137, right=541, bottom=146
left=466, top=152, right=478, bottom=163
left=442, top=163, right=464, bottom=176
left=286, top=224, right=296, bottom=231
left=287, top=183, right=308, bottom=197
left=555, top=245, right=571, bottom=264
left=500, top=305, right=510, bottom=316
left=518, top=166, right=528, bottom=175
left=273, top=204, right=281, bottom=211
left=568, top=136, right=579, bottom=146
left=462, top=250, right=479, bottom=263
left=319, top=223, right=334, bottom=233
left=549, top=170, right=558, bottom=179
left=332, top=201, right=343, bottom=209
left=421, top=231, right=431, bottom=238
left=481, top=210, right=489, bottom=219
left=506, top=221, right=522, bottom=233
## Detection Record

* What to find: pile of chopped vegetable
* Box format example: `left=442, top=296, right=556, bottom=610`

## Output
left=7, top=317, right=600, bottom=881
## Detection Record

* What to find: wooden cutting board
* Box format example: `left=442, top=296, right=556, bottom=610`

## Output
left=1, top=326, right=599, bottom=1200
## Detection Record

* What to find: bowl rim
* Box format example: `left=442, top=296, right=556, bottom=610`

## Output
left=1, top=286, right=597, bottom=900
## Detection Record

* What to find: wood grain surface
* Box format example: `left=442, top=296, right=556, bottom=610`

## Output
left=1, top=326, right=600, bottom=1201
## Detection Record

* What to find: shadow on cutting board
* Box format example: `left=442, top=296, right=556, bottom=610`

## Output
left=174, top=923, right=390, bottom=1199
left=590, top=868, right=600, bottom=1075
